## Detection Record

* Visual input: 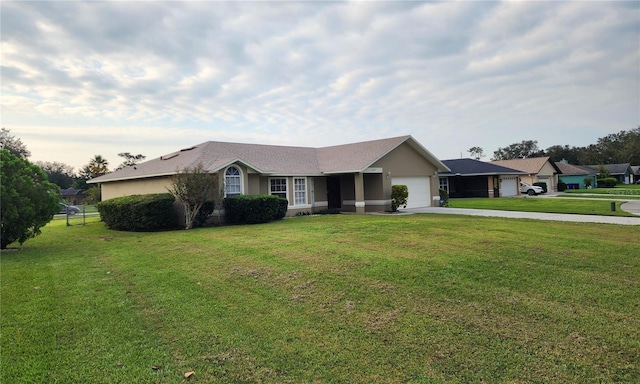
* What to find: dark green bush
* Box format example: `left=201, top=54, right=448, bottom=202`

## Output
left=557, top=181, right=567, bottom=192
left=223, top=194, right=288, bottom=225
left=533, top=182, right=548, bottom=193
left=391, top=185, right=409, bottom=212
left=193, top=201, right=216, bottom=228
left=597, top=178, right=618, bottom=188
left=439, top=189, right=450, bottom=207
left=97, top=193, right=176, bottom=231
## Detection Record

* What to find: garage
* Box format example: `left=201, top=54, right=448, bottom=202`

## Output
left=392, top=177, right=431, bottom=208
left=501, top=176, right=519, bottom=197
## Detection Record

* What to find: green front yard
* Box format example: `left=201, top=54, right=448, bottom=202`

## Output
left=2, top=215, right=639, bottom=383
left=448, top=197, right=637, bottom=216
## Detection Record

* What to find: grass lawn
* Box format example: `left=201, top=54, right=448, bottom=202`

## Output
left=2, top=215, right=639, bottom=383
left=564, top=186, right=640, bottom=196
left=448, top=197, right=637, bottom=216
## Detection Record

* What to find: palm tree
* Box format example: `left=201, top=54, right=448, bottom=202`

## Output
left=87, top=155, right=109, bottom=177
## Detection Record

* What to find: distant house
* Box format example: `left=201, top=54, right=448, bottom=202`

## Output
left=491, top=157, right=561, bottom=192
left=439, top=158, right=526, bottom=198
left=585, top=163, right=634, bottom=184
left=88, top=136, right=450, bottom=217
left=632, top=166, right=639, bottom=183
left=60, top=188, right=86, bottom=205
left=555, top=161, right=597, bottom=189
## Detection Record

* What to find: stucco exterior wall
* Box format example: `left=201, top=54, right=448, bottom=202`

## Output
left=100, top=177, right=173, bottom=201
left=372, top=142, right=439, bottom=206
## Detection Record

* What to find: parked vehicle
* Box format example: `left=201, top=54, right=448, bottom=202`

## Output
left=520, top=182, right=544, bottom=196
left=59, top=203, right=81, bottom=215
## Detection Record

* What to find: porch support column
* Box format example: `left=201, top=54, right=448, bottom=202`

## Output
left=354, top=172, right=365, bottom=214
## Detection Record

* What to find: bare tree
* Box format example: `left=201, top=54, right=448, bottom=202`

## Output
left=167, top=163, right=218, bottom=229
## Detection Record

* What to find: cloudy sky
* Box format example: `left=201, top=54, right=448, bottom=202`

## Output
left=2, top=1, right=638, bottom=171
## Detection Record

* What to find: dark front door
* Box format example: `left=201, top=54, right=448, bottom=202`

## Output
left=493, top=176, right=500, bottom=197
left=327, top=177, right=341, bottom=209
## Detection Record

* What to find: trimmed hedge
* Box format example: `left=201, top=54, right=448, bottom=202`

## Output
left=194, top=201, right=216, bottom=228
left=597, top=178, right=618, bottom=188
left=223, top=194, right=288, bottom=225
left=97, top=193, right=176, bottom=231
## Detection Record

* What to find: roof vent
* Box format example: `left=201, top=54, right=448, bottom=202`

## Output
left=160, top=152, right=178, bottom=160
left=180, top=146, right=196, bottom=152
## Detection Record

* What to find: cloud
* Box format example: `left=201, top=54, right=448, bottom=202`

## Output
left=1, top=1, right=638, bottom=169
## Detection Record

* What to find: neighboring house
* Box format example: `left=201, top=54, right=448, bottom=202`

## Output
left=60, top=188, right=86, bottom=205
left=439, top=158, right=526, bottom=198
left=632, top=166, right=639, bottom=183
left=88, top=136, right=450, bottom=216
left=491, top=157, right=561, bottom=192
left=585, top=163, right=634, bottom=184
left=554, top=161, right=598, bottom=189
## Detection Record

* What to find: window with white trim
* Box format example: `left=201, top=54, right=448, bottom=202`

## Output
left=294, top=178, right=307, bottom=205
left=270, top=178, right=287, bottom=200
left=225, top=166, right=242, bottom=197
left=439, top=177, right=449, bottom=192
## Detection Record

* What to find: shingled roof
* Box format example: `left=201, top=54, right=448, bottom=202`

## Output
left=89, top=135, right=449, bottom=183
left=490, top=157, right=560, bottom=174
left=554, top=162, right=595, bottom=175
left=584, top=163, right=632, bottom=176
left=440, top=158, right=525, bottom=176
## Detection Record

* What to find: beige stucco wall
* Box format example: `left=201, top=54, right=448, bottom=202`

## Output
left=100, top=177, right=173, bottom=201
left=372, top=142, right=439, bottom=206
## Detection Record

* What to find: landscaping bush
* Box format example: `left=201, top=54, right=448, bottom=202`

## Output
left=439, top=188, right=450, bottom=207
left=97, top=193, right=176, bottom=231
left=391, top=185, right=408, bottom=212
left=193, top=200, right=216, bottom=228
left=533, top=182, right=548, bottom=193
left=223, top=194, right=288, bottom=225
left=557, top=181, right=567, bottom=192
left=597, top=178, right=618, bottom=188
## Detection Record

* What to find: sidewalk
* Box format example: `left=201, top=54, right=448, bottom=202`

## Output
left=402, top=206, right=640, bottom=226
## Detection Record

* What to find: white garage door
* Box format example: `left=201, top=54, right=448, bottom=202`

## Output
left=392, top=177, right=431, bottom=208
left=501, top=176, right=518, bottom=197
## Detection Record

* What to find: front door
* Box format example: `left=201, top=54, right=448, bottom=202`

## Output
left=327, top=177, right=341, bottom=209
left=493, top=176, right=500, bottom=197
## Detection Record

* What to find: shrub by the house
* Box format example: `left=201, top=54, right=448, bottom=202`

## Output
left=597, top=178, right=618, bottom=188
left=97, top=193, right=176, bottom=231
left=557, top=181, right=567, bottom=192
left=223, top=194, right=288, bottom=224
left=391, top=185, right=409, bottom=212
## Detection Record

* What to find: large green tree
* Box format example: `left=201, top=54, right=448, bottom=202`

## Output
left=492, top=140, right=545, bottom=160
left=36, top=161, right=75, bottom=189
left=115, top=152, right=145, bottom=171
left=0, top=128, right=30, bottom=159
left=1, top=150, right=60, bottom=249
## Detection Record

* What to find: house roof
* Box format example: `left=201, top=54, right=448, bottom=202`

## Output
left=490, top=157, right=560, bottom=175
left=584, top=163, right=632, bottom=175
left=554, top=162, right=596, bottom=176
left=440, top=158, right=526, bottom=176
left=60, top=188, right=85, bottom=197
left=88, top=135, right=450, bottom=183
left=632, top=166, right=640, bottom=176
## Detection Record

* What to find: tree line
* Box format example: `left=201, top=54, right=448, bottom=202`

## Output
left=1, top=128, right=145, bottom=203
left=468, top=127, right=640, bottom=165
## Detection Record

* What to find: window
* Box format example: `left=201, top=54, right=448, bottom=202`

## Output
left=270, top=178, right=287, bottom=199
left=294, top=178, right=306, bottom=205
left=225, top=166, right=242, bottom=197
left=439, top=177, right=449, bottom=192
